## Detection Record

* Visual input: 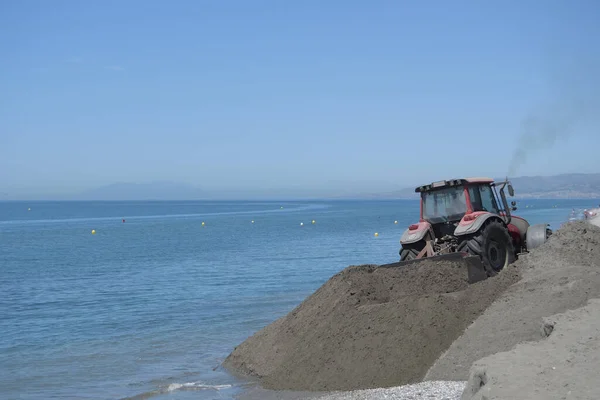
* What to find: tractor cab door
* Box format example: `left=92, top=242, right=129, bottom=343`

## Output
left=468, top=184, right=500, bottom=214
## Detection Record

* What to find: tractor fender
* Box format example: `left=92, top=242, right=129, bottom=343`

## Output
left=454, top=212, right=504, bottom=237
left=400, top=221, right=433, bottom=245
left=506, top=215, right=530, bottom=241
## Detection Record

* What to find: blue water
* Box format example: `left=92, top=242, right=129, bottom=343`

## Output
left=1, top=199, right=597, bottom=400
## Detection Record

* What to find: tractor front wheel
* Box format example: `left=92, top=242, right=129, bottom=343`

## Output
left=457, top=219, right=515, bottom=276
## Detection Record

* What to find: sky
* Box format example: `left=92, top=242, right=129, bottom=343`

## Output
left=1, top=0, right=599, bottom=199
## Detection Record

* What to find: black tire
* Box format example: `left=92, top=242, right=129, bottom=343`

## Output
left=456, top=219, right=515, bottom=276
left=399, top=231, right=432, bottom=262
left=400, top=247, right=421, bottom=261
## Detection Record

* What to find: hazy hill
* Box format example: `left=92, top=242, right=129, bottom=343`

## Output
left=74, top=181, right=206, bottom=200
left=366, top=173, right=600, bottom=200
left=507, top=174, right=600, bottom=198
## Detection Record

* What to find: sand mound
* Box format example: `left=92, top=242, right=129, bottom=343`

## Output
left=462, top=298, right=600, bottom=400
left=516, top=220, right=600, bottom=273
left=223, top=257, right=520, bottom=391
left=425, top=220, right=600, bottom=382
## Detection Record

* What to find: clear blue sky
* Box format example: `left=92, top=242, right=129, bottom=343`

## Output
left=1, top=0, right=599, bottom=198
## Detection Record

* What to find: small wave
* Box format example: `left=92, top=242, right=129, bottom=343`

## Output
left=121, top=381, right=232, bottom=400
left=166, top=382, right=232, bottom=392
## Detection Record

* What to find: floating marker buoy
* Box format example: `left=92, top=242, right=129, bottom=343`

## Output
left=281, top=206, right=284, bottom=209
left=312, top=220, right=316, bottom=224
left=91, top=229, right=96, bottom=234
left=28, top=208, right=31, bottom=211
left=122, top=219, right=125, bottom=223
left=300, top=222, right=304, bottom=226
left=374, top=232, right=379, bottom=237
left=394, top=220, right=398, bottom=224
left=201, top=221, right=205, bottom=226
left=251, top=220, right=254, bottom=224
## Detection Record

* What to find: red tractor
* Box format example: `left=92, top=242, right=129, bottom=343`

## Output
left=398, top=177, right=552, bottom=277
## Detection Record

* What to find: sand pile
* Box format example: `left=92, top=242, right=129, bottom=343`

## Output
left=462, top=298, right=600, bottom=400
left=425, top=220, right=600, bottom=382
left=223, top=257, right=520, bottom=391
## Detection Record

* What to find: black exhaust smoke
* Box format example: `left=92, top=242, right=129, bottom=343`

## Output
left=507, top=61, right=599, bottom=177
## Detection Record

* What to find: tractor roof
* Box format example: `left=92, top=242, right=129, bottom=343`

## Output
left=415, top=177, right=495, bottom=193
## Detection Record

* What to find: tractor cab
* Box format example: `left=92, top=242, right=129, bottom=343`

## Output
left=417, top=178, right=512, bottom=226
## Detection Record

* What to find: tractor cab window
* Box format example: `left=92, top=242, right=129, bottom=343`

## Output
left=469, top=185, right=499, bottom=213
left=422, top=187, right=467, bottom=223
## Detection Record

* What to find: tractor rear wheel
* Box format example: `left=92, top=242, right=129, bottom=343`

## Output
left=399, top=231, right=433, bottom=262
left=400, top=247, right=421, bottom=261
left=457, top=219, right=515, bottom=276
left=399, top=237, right=429, bottom=261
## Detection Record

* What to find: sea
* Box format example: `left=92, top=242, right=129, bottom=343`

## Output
left=1, top=198, right=597, bottom=400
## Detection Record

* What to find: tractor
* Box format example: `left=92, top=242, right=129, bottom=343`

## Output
left=398, top=177, right=552, bottom=277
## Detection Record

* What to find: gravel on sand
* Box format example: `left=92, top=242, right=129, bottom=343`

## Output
left=236, top=381, right=466, bottom=400
left=223, top=256, right=520, bottom=391
left=425, top=221, right=600, bottom=382
left=310, top=381, right=467, bottom=400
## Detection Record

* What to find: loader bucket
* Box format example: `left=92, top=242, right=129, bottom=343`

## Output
left=379, top=252, right=488, bottom=284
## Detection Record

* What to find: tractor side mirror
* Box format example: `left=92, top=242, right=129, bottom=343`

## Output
left=508, top=184, right=514, bottom=197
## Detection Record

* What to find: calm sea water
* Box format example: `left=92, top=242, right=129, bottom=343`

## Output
left=1, top=199, right=597, bottom=400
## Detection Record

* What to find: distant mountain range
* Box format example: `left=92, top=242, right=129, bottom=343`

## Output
left=73, top=181, right=206, bottom=201
left=363, top=173, right=600, bottom=200
left=76, top=173, right=600, bottom=200
left=506, top=174, right=600, bottom=199
left=4, top=173, right=599, bottom=201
